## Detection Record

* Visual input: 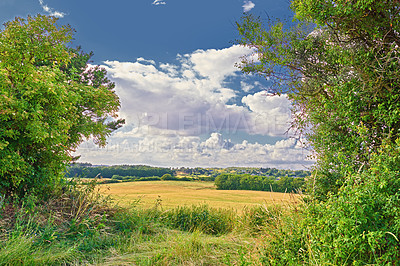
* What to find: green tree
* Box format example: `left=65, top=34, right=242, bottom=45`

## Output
left=161, top=173, right=173, bottom=180
left=236, top=1, right=400, bottom=263
left=236, top=0, right=400, bottom=199
left=0, top=15, right=124, bottom=198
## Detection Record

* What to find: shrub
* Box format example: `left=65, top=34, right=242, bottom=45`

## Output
left=161, top=174, right=174, bottom=180
left=304, top=140, right=400, bottom=264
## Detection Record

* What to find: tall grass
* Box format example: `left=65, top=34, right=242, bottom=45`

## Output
left=0, top=178, right=305, bottom=265
left=158, top=204, right=235, bottom=235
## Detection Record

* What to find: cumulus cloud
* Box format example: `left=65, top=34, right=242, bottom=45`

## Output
left=102, top=45, right=262, bottom=137
left=242, top=1, right=255, bottom=12
left=75, top=45, right=310, bottom=169
left=39, top=0, right=66, bottom=18
left=137, top=57, right=156, bottom=65
left=189, top=46, right=252, bottom=82
left=242, top=91, right=291, bottom=136
left=152, top=0, right=166, bottom=5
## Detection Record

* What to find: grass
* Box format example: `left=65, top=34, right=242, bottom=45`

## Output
left=0, top=179, right=304, bottom=265
left=101, top=229, right=262, bottom=265
left=100, top=180, right=297, bottom=210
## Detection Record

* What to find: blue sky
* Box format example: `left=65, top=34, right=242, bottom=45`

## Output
left=1, top=0, right=312, bottom=169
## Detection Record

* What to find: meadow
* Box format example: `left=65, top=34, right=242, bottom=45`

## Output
left=101, top=180, right=297, bottom=210
left=0, top=179, right=302, bottom=265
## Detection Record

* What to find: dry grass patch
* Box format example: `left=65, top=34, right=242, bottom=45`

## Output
left=101, top=181, right=297, bottom=210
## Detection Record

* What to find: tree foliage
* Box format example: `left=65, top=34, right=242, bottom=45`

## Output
left=237, top=0, right=400, bottom=263
left=237, top=0, right=400, bottom=198
left=0, top=15, right=123, bottom=198
left=67, top=164, right=173, bottom=179
left=214, top=173, right=304, bottom=193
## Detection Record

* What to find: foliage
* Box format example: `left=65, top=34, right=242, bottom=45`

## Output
left=304, top=140, right=400, bottom=264
left=67, top=163, right=174, bottom=179
left=111, top=175, right=162, bottom=182
left=236, top=0, right=400, bottom=199
left=0, top=15, right=123, bottom=199
left=236, top=0, right=400, bottom=264
left=215, top=173, right=305, bottom=193
left=160, top=173, right=173, bottom=180
left=177, top=166, right=310, bottom=181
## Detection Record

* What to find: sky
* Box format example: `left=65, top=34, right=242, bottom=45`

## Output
left=1, top=0, right=313, bottom=170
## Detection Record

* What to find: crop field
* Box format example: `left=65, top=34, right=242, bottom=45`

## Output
left=101, top=180, right=299, bottom=210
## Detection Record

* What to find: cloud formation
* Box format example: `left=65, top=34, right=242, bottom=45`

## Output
left=75, top=45, right=311, bottom=169
left=152, top=0, right=166, bottom=5
left=103, top=45, right=263, bottom=136
left=39, top=0, right=66, bottom=18
left=242, top=1, right=255, bottom=12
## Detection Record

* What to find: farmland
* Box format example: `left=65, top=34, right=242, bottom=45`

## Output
left=101, top=180, right=298, bottom=210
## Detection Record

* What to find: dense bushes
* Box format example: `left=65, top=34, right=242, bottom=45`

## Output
left=255, top=141, right=400, bottom=264
left=303, top=141, right=400, bottom=264
left=215, top=174, right=304, bottom=193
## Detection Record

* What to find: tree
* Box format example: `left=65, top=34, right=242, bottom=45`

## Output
left=236, top=1, right=400, bottom=263
left=161, top=174, right=173, bottom=180
left=0, top=15, right=124, bottom=198
left=236, top=0, right=400, bottom=199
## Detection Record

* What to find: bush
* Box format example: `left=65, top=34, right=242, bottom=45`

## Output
left=304, top=140, right=400, bottom=264
left=161, top=174, right=174, bottom=180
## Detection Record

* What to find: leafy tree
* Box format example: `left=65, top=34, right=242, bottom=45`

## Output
left=0, top=15, right=124, bottom=198
left=236, top=0, right=400, bottom=199
left=161, top=173, right=173, bottom=180
left=236, top=0, right=400, bottom=263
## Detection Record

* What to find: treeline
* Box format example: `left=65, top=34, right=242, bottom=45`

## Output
left=111, top=174, right=192, bottom=182
left=177, top=167, right=310, bottom=179
left=66, top=163, right=174, bottom=179
left=66, top=163, right=307, bottom=193
left=215, top=174, right=305, bottom=193
left=225, top=167, right=309, bottom=178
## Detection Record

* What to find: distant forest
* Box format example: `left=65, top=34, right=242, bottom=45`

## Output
left=67, top=163, right=310, bottom=179
left=66, top=163, right=174, bottom=179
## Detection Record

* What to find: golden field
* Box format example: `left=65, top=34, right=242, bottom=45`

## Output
left=100, top=180, right=299, bottom=210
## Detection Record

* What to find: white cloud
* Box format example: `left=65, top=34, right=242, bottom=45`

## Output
left=189, top=46, right=252, bottom=82
left=242, top=91, right=291, bottom=136
left=39, top=0, right=66, bottom=18
left=242, top=1, right=255, bottom=12
left=75, top=45, right=311, bottom=169
left=102, top=45, right=259, bottom=137
left=152, top=0, right=166, bottom=5
left=137, top=57, right=156, bottom=65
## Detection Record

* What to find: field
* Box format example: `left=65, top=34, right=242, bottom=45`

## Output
left=101, top=180, right=298, bottom=210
